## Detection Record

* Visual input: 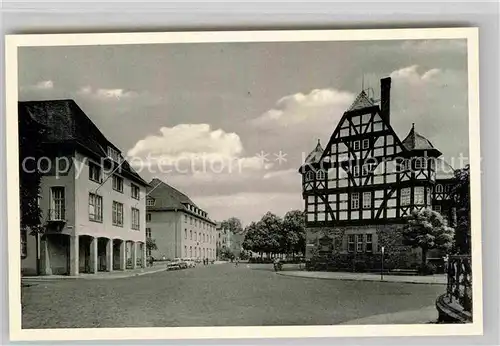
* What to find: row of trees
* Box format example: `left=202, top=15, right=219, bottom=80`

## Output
left=242, top=210, right=306, bottom=258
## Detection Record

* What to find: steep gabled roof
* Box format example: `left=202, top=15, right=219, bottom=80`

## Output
left=348, top=90, right=375, bottom=111
left=303, top=139, right=324, bottom=165
left=18, top=99, right=148, bottom=186
left=146, top=178, right=216, bottom=224
left=402, top=124, right=439, bottom=152
left=147, top=178, right=195, bottom=209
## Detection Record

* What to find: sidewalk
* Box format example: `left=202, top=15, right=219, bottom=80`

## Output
left=22, top=264, right=169, bottom=284
left=339, top=305, right=438, bottom=325
left=277, top=271, right=446, bottom=285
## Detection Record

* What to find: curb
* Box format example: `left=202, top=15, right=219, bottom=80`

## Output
left=276, top=272, right=446, bottom=285
left=21, top=267, right=169, bottom=283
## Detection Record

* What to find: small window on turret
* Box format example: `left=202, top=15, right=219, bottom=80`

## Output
left=316, top=170, right=325, bottom=181
left=305, top=171, right=314, bottom=182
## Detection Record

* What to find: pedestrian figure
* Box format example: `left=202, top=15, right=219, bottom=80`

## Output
left=235, top=257, right=239, bottom=267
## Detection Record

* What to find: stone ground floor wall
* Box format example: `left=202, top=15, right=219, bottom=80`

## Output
left=305, top=223, right=423, bottom=271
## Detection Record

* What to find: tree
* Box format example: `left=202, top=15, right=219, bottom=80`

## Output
left=219, top=246, right=235, bottom=260
left=19, top=108, right=46, bottom=237
left=282, top=210, right=306, bottom=256
left=450, top=165, right=471, bottom=254
left=257, top=212, right=282, bottom=256
left=220, top=217, right=243, bottom=234
left=146, top=237, right=158, bottom=253
left=402, top=208, right=455, bottom=265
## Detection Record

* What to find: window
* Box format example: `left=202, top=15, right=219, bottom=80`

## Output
left=362, top=138, right=370, bottom=149
left=190, top=217, right=193, bottom=225
left=88, top=162, right=102, bottom=183
left=351, top=193, right=360, bottom=209
left=184, top=215, right=188, bottom=223
left=112, top=201, right=124, bottom=227
left=199, top=232, right=201, bottom=241
left=353, top=140, right=360, bottom=151
left=436, top=184, right=443, bottom=193
left=131, top=184, right=140, bottom=199
left=107, top=146, right=121, bottom=163
left=21, top=228, right=27, bottom=259
left=185, top=246, right=187, bottom=257
left=50, top=187, right=65, bottom=220
left=403, top=159, right=411, bottom=171
left=415, top=157, right=427, bottom=170
left=146, top=198, right=155, bottom=206
left=366, top=234, right=373, bottom=252
left=362, top=164, right=370, bottom=176
left=363, top=192, right=371, bottom=209
left=401, top=188, right=411, bottom=206
left=146, top=228, right=152, bottom=238
left=190, top=246, right=192, bottom=257
left=146, top=213, right=151, bottom=222
left=131, top=208, right=140, bottom=230
left=316, top=170, right=325, bottom=181
left=348, top=235, right=355, bottom=253
left=353, top=165, right=360, bottom=177
left=414, top=187, right=425, bottom=204
left=190, top=230, right=193, bottom=240
left=112, top=175, right=124, bottom=193
left=185, top=229, right=187, bottom=239
left=356, top=234, right=364, bottom=253
left=433, top=205, right=442, bottom=214
left=88, top=193, right=103, bottom=222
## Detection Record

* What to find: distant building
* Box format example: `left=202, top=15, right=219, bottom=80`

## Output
left=145, top=178, right=217, bottom=260
left=299, top=77, right=456, bottom=266
left=215, top=223, right=243, bottom=259
left=19, top=100, right=149, bottom=276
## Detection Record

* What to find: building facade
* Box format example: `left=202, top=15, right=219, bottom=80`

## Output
left=299, top=77, right=456, bottom=265
left=20, top=100, right=149, bottom=276
left=146, top=178, right=217, bottom=261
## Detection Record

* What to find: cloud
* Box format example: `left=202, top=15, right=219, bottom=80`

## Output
left=20, top=80, right=54, bottom=91
left=128, top=124, right=242, bottom=158
left=127, top=124, right=272, bottom=175
left=77, top=86, right=138, bottom=100
left=388, top=65, right=469, bottom=162
left=263, top=168, right=297, bottom=180
left=251, top=88, right=354, bottom=129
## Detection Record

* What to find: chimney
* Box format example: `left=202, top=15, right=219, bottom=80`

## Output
left=380, top=77, right=391, bottom=123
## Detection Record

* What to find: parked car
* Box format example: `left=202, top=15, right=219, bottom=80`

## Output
left=173, top=258, right=188, bottom=269
left=167, top=261, right=181, bottom=270
left=183, top=258, right=196, bottom=268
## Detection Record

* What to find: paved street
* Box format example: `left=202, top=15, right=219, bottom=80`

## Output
left=22, top=263, right=444, bottom=328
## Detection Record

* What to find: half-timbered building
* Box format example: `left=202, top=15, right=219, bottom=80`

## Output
left=300, top=77, right=456, bottom=264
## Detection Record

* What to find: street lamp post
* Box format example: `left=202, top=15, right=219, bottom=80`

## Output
left=381, top=246, right=385, bottom=281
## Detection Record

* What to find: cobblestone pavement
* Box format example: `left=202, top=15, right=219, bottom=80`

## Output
left=21, top=263, right=444, bottom=328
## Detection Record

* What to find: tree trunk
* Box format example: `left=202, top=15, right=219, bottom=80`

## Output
left=421, top=248, right=428, bottom=265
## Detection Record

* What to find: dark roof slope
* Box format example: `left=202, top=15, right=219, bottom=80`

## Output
left=146, top=178, right=216, bottom=224
left=348, top=90, right=375, bottom=111
left=303, top=140, right=324, bottom=165
left=18, top=99, right=148, bottom=186
left=147, top=178, right=195, bottom=209
left=402, top=124, right=438, bottom=152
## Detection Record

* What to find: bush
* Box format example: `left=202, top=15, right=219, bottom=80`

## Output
left=417, top=263, right=437, bottom=275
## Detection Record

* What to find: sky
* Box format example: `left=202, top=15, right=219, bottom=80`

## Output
left=18, top=39, right=469, bottom=226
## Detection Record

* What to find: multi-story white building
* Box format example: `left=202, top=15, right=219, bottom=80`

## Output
left=146, top=178, right=217, bottom=261
left=20, top=100, right=149, bottom=276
